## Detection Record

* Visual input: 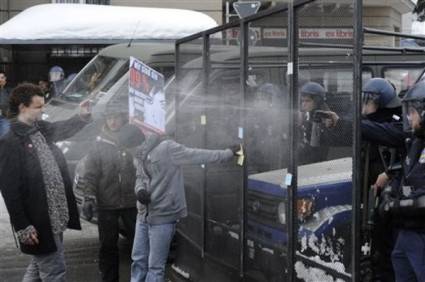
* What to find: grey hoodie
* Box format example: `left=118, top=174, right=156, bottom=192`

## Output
left=135, top=135, right=234, bottom=224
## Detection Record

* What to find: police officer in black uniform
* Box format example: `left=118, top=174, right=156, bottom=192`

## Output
left=327, top=78, right=405, bottom=281
left=377, top=80, right=425, bottom=282
left=359, top=78, right=403, bottom=282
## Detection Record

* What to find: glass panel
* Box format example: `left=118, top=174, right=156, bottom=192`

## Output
left=244, top=9, right=289, bottom=281
left=296, top=1, right=354, bottom=280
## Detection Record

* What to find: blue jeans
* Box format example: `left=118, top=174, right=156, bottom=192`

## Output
left=22, top=233, right=66, bottom=282
left=392, top=230, right=425, bottom=282
left=130, top=215, right=175, bottom=282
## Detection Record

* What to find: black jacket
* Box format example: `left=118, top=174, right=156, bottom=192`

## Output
left=361, top=120, right=425, bottom=229
left=0, top=116, right=88, bottom=255
left=82, top=129, right=137, bottom=210
left=393, top=137, right=425, bottom=229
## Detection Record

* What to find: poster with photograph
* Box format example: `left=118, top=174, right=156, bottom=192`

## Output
left=129, top=56, right=165, bottom=134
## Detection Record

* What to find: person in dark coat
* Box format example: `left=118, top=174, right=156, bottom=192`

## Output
left=0, top=83, right=91, bottom=281
left=81, top=105, right=145, bottom=282
left=362, top=80, right=425, bottom=281
left=0, top=71, right=10, bottom=137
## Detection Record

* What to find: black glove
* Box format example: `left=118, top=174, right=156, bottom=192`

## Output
left=377, top=186, right=394, bottom=219
left=137, top=189, right=151, bottom=205
left=229, top=144, right=242, bottom=156
left=82, top=198, right=96, bottom=221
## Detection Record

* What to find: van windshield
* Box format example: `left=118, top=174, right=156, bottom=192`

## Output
left=62, top=55, right=129, bottom=103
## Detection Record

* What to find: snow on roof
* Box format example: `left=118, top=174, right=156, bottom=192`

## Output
left=0, top=4, right=217, bottom=43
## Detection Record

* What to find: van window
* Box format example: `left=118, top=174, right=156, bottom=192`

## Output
left=383, top=67, right=423, bottom=95
left=299, top=67, right=372, bottom=93
left=62, top=56, right=128, bottom=102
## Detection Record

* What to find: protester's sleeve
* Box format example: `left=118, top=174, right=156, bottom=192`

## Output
left=0, top=139, right=31, bottom=231
left=81, top=149, right=100, bottom=198
left=39, top=114, right=92, bottom=142
left=167, top=140, right=233, bottom=166
left=361, top=120, right=407, bottom=148
left=134, top=157, right=149, bottom=194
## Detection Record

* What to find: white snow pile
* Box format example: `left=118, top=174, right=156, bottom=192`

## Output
left=295, top=260, right=346, bottom=282
left=303, top=233, right=345, bottom=268
left=0, top=4, right=218, bottom=40
left=296, top=233, right=349, bottom=281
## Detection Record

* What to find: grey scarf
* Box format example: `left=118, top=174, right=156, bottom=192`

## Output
left=30, top=131, right=69, bottom=234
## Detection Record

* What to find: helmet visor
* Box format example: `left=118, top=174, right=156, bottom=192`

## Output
left=402, top=100, right=423, bottom=132
left=362, top=92, right=380, bottom=105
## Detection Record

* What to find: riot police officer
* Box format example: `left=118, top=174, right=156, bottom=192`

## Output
left=299, top=81, right=337, bottom=164
left=360, top=78, right=403, bottom=282
left=327, top=78, right=405, bottom=281
left=379, top=80, right=425, bottom=281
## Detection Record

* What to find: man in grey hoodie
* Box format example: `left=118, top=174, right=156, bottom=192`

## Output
left=130, top=134, right=239, bottom=282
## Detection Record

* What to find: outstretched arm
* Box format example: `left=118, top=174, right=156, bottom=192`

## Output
left=361, top=120, right=407, bottom=148
left=39, top=99, right=92, bottom=142
left=167, top=140, right=234, bottom=166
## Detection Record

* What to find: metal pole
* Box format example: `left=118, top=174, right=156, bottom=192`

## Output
left=364, top=27, right=425, bottom=41
left=239, top=19, right=249, bottom=279
left=287, top=1, right=298, bottom=281
left=201, top=33, right=210, bottom=259
left=174, top=43, right=181, bottom=141
left=352, top=0, right=363, bottom=281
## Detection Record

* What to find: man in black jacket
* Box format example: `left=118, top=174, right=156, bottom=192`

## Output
left=0, top=83, right=91, bottom=281
left=81, top=106, right=145, bottom=282
left=0, top=71, right=10, bottom=137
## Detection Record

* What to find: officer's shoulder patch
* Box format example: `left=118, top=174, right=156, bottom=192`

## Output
left=419, top=148, right=425, bottom=164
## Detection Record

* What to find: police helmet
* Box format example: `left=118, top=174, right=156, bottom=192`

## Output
left=362, top=78, right=400, bottom=108
left=300, top=82, right=325, bottom=106
left=256, top=83, right=282, bottom=106
left=49, top=66, right=64, bottom=82
left=401, top=80, right=425, bottom=133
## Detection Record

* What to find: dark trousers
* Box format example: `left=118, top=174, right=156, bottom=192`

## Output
left=392, top=230, right=425, bottom=282
left=371, top=220, right=397, bottom=282
left=98, top=208, right=137, bottom=282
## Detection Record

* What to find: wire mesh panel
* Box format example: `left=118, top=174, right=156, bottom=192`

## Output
left=243, top=8, right=291, bottom=282
left=173, top=38, right=205, bottom=249
left=199, top=27, right=244, bottom=271
left=295, top=1, right=354, bottom=281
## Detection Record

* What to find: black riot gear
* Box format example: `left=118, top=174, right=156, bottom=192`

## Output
left=402, top=80, right=425, bottom=136
left=362, top=78, right=400, bottom=109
